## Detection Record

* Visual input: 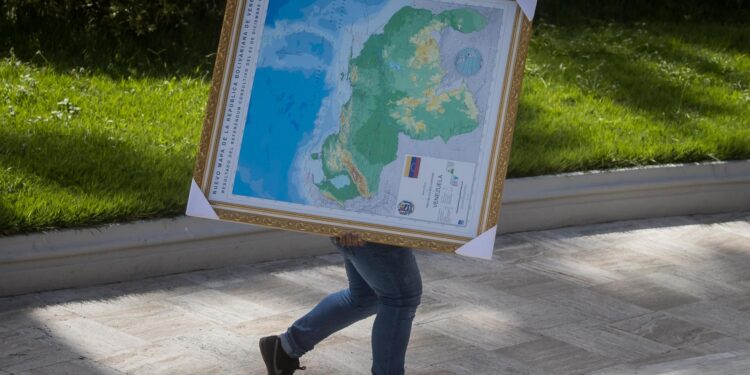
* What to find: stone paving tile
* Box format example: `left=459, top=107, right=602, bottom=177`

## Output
left=106, top=274, right=204, bottom=301
left=565, top=246, right=673, bottom=278
left=83, top=301, right=216, bottom=342
left=411, top=294, right=462, bottom=325
left=165, top=327, right=264, bottom=374
left=534, top=322, right=675, bottom=362
left=58, top=294, right=154, bottom=318
left=164, top=289, right=276, bottom=325
left=415, top=251, right=506, bottom=282
left=609, top=311, right=728, bottom=349
left=425, top=279, right=588, bottom=330
left=718, top=220, right=750, bottom=240
left=590, top=277, right=701, bottom=311
left=232, top=311, right=306, bottom=338
left=17, top=358, right=126, bottom=375
left=217, top=272, right=329, bottom=314
left=0, top=327, right=81, bottom=373
left=640, top=266, right=746, bottom=300
left=422, top=309, right=539, bottom=351
left=0, top=305, right=80, bottom=331
left=621, top=348, right=705, bottom=368
left=44, top=317, right=148, bottom=360
left=98, top=341, right=225, bottom=375
left=292, top=352, right=364, bottom=375
left=0, top=294, right=44, bottom=314
left=495, top=337, right=615, bottom=375
left=688, top=336, right=750, bottom=355
left=403, top=329, right=476, bottom=372
left=666, top=301, right=750, bottom=339
left=249, top=256, right=331, bottom=275
left=177, top=264, right=258, bottom=289
left=271, top=263, right=349, bottom=294
left=510, top=280, right=650, bottom=323
left=1, top=212, right=749, bottom=374
left=591, top=351, right=750, bottom=375
left=312, top=338, right=377, bottom=375
left=419, top=348, right=549, bottom=375
left=716, top=292, right=750, bottom=313
left=491, top=239, right=548, bottom=264
left=515, top=255, right=624, bottom=287
left=458, top=265, right=555, bottom=291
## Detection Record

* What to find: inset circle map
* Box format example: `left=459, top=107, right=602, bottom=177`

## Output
left=455, top=47, right=483, bottom=76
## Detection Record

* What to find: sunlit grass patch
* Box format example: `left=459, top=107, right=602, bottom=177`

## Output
left=510, top=22, right=750, bottom=176
left=0, top=56, right=207, bottom=235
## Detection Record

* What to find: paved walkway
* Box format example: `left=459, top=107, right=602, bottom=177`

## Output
left=2, top=212, right=750, bottom=375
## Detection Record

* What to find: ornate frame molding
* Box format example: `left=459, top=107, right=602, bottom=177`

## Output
left=192, top=1, right=534, bottom=253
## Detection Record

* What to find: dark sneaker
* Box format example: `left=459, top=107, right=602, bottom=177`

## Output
left=259, top=335, right=305, bottom=375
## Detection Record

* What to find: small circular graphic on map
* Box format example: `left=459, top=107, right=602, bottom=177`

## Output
left=398, top=200, right=415, bottom=216
left=454, top=47, right=483, bottom=77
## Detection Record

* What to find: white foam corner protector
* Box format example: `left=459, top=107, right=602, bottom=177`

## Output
left=455, top=225, right=497, bottom=260
left=517, top=0, right=537, bottom=20
left=186, top=179, right=219, bottom=220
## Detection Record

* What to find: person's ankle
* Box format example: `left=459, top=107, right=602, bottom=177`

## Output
left=278, top=335, right=298, bottom=359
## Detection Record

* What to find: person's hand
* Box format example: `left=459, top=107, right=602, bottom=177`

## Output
left=334, top=232, right=366, bottom=247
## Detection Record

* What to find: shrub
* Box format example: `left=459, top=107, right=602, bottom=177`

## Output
left=1, top=0, right=747, bottom=75
left=0, top=0, right=227, bottom=76
left=537, top=0, right=749, bottom=24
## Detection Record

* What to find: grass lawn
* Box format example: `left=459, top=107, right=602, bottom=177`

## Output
left=1, top=21, right=749, bottom=235
left=0, top=59, right=206, bottom=235
left=512, top=22, right=750, bottom=176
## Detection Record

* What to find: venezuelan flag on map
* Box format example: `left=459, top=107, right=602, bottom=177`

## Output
left=404, top=156, right=421, bottom=179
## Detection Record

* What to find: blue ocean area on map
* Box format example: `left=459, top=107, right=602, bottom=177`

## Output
left=233, top=67, right=328, bottom=202
left=266, top=0, right=387, bottom=29
left=277, top=32, right=333, bottom=63
left=233, top=0, right=388, bottom=203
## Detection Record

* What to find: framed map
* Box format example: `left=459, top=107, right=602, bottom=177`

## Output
left=192, top=0, right=533, bottom=252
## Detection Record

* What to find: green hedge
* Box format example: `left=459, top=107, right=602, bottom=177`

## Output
left=0, top=0, right=227, bottom=75
left=1, top=0, right=748, bottom=75
left=537, top=0, right=749, bottom=24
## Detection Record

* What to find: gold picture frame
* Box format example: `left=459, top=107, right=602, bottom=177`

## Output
left=192, top=0, right=533, bottom=253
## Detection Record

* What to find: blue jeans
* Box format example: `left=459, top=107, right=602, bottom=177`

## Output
left=279, top=241, right=422, bottom=375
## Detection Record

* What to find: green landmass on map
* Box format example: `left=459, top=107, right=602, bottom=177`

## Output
left=316, top=6, right=488, bottom=203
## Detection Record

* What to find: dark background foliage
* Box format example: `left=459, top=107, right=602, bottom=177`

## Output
left=0, top=0, right=227, bottom=76
left=1, top=0, right=748, bottom=76
left=537, top=0, right=749, bottom=24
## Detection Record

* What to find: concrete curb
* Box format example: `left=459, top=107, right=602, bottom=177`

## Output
left=2, top=160, right=749, bottom=296
left=499, top=160, right=750, bottom=233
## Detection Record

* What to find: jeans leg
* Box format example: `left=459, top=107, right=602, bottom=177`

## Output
left=280, top=253, right=378, bottom=358
left=345, top=245, right=422, bottom=375
left=371, top=301, right=419, bottom=375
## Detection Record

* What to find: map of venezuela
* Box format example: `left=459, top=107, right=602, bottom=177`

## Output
left=317, top=7, right=488, bottom=202
left=230, top=0, right=507, bottom=223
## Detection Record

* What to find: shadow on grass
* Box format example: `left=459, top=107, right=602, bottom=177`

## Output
left=659, top=22, right=750, bottom=56
left=0, top=200, right=15, bottom=234
left=657, top=37, right=750, bottom=88
left=0, top=126, right=194, bottom=235
left=529, top=25, right=743, bottom=122
left=597, top=53, right=733, bottom=118
left=508, top=100, right=594, bottom=177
